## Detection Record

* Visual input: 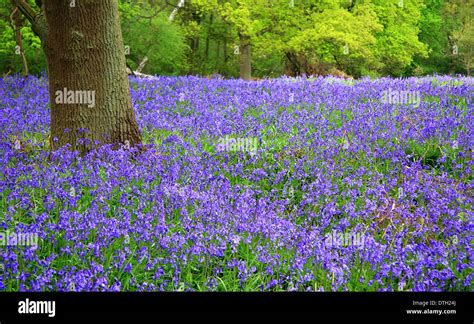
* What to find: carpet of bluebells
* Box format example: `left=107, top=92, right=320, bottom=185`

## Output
left=0, top=74, right=473, bottom=292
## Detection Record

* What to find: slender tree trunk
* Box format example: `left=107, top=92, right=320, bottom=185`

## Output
left=223, top=33, right=228, bottom=63
left=16, top=0, right=142, bottom=153
left=466, top=47, right=472, bottom=76
left=239, top=33, right=251, bottom=80
left=189, top=37, right=200, bottom=74
left=216, top=40, right=220, bottom=72
left=205, top=14, right=213, bottom=62
left=10, top=3, right=29, bottom=76
left=205, top=37, right=210, bottom=61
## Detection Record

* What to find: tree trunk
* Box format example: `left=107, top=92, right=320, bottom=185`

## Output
left=205, top=14, right=213, bottom=62
left=224, top=33, right=228, bottom=63
left=189, top=37, right=200, bottom=74
left=17, top=0, right=142, bottom=153
left=285, top=52, right=301, bottom=76
left=216, top=40, right=220, bottom=72
left=10, top=2, right=29, bottom=76
left=239, top=33, right=251, bottom=80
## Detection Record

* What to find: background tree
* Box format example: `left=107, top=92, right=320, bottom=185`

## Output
left=119, top=0, right=189, bottom=75
left=370, top=0, right=429, bottom=76
left=285, top=0, right=383, bottom=77
left=444, top=0, right=474, bottom=75
left=0, top=1, right=44, bottom=75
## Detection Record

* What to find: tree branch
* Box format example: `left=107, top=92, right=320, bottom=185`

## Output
left=10, top=6, right=29, bottom=76
left=14, top=0, right=47, bottom=41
